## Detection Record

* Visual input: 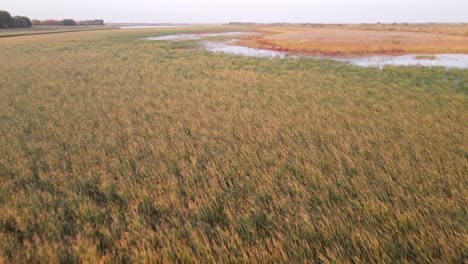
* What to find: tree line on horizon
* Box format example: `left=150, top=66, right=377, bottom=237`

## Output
left=32, top=19, right=105, bottom=26
left=0, top=10, right=32, bottom=28
left=0, top=10, right=104, bottom=29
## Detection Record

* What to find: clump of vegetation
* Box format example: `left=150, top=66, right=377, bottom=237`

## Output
left=32, top=19, right=77, bottom=26
left=415, top=55, right=437, bottom=60
left=0, top=27, right=466, bottom=262
left=78, top=20, right=105, bottom=26
left=0, top=10, right=31, bottom=28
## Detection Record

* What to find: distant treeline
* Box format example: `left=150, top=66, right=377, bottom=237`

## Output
left=32, top=19, right=105, bottom=26
left=228, top=22, right=468, bottom=27
left=0, top=10, right=32, bottom=28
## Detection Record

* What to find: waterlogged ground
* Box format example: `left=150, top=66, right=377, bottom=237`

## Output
left=338, top=54, right=468, bottom=69
left=203, top=41, right=289, bottom=58
left=146, top=32, right=468, bottom=68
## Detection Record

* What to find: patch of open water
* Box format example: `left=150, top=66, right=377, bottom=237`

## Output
left=203, top=41, right=289, bottom=59
left=145, top=32, right=257, bottom=41
left=337, top=54, right=468, bottom=69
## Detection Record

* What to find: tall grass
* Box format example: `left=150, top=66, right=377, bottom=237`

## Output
left=244, top=26, right=468, bottom=56
left=339, top=23, right=468, bottom=37
left=0, top=27, right=467, bottom=263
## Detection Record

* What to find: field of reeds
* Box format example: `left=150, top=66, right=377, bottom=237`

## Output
left=242, top=26, right=468, bottom=56
left=0, top=27, right=467, bottom=263
left=339, top=23, right=468, bottom=37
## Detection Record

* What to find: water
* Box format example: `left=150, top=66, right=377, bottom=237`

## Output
left=340, top=54, right=468, bottom=69
left=145, top=32, right=468, bottom=69
left=203, top=41, right=289, bottom=58
left=146, top=34, right=203, bottom=41
left=145, top=32, right=257, bottom=41
left=120, top=25, right=184, bottom=29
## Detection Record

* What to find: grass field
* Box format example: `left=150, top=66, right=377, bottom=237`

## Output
left=0, top=27, right=467, bottom=263
left=241, top=26, right=468, bottom=56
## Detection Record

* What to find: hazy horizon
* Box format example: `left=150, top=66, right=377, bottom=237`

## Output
left=2, top=0, right=468, bottom=24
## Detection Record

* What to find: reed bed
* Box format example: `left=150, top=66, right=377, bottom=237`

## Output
left=0, top=27, right=467, bottom=263
left=244, top=26, right=468, bottom=56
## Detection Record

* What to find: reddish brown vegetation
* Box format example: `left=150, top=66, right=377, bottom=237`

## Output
left=240, top=26, right=468, bottom=56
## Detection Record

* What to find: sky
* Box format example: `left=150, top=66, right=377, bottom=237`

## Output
left=2, top=0, right=467, bottom=24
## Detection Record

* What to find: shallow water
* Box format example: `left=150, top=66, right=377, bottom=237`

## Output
left=145, top=32, right=256, bottom=41
left=340, top=54, right=468, bottom=69
left=203, top=41, right=289, bottom=58
left=146, top=34, right=202, bottom=41
left=120, top=26, right=184, bottom=29
left=145, top=32, right=468, bottom=69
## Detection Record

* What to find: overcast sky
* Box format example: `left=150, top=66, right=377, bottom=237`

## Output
left=2, top=0, right=467, bottom=23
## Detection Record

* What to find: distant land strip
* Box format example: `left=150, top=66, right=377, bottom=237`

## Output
left=0, top=27, right=115, bottom=38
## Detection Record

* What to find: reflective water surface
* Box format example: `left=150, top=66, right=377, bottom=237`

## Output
left=145, top=32, right=256, bottom=41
